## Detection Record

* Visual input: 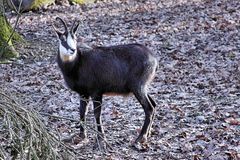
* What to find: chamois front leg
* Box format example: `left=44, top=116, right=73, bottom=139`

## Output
left=79, top=95, right=89, bottom=139
left=92, top=94, right=106, bottom=151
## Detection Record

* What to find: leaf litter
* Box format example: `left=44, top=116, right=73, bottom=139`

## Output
left=1, top=0, right=240, bottom=159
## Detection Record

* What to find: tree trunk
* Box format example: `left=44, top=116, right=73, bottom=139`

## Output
left=7, top=0, right=35, bottom=12
left=0, top=0, right=20, bottom=60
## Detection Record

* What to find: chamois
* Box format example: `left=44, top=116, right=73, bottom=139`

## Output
left=53, top=17, right=158, bottom=149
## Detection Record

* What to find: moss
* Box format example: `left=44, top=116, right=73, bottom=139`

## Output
left=6, top=20, right=23, bottom=42
left=31, top=0, right=55, bottom=10
left=0, top=14, right=19, bottom=59
left=12, top=31, right=23, bottom=42
left=70, top=0, right=94, bottom=4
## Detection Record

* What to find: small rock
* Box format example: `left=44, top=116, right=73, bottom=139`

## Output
left=196, top=115, right=206, bottom=123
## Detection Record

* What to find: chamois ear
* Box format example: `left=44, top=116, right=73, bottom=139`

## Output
left=71, top=20, right=80, bottom=35
left=55, top=17, right=68, bottom=33
left=52, top=17, right=69, bottom=38
left=52, top=23, right=63, bottom=38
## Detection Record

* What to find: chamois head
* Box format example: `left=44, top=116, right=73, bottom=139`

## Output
left=53, top=17, right=80, bottom=62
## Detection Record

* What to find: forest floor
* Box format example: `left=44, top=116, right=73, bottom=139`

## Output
left=1, top=0, right=240, bottom=159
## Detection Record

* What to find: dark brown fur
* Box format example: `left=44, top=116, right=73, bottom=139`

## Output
left=54, top=17, right=158, bottom=148
left=57, top=43, right=158, bottom=146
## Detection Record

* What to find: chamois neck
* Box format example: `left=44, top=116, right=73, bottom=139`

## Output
left=57, top=50, right=81, bottom=71
left=59, top=48, right=77, bottom=63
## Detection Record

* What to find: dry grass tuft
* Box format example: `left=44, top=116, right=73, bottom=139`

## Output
left=0, top=89, right=77, bottom=160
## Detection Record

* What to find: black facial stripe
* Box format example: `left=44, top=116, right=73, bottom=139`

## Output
left=60, top=33, right=76, bottom=52
left=69, top=48, right=75, bottom=52
left=61, top=40, right=75, bottom=52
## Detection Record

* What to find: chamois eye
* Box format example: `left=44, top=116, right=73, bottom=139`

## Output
left=70, top=32, right=76, bottom=39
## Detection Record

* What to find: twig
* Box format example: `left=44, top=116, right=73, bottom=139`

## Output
left=0, top=0, right=22, bottom=53
left=6, top=1, right=22, bottom=45
left=39, top=112, right=79, bottom=122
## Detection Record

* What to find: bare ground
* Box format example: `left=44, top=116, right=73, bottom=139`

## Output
left=1, top=0, right=240, bottom=159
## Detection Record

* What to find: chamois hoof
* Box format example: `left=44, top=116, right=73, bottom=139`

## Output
left=78, top=133, right=89, bottom=143
left=73, top=135, right=89, bottom=145
left=131, top=141, right=150, bottom=152
left=79, top=132, right=87, bottom=139
left=131, top=136, right=149, bottom=152
left=93, top=137, right=109, bottom=153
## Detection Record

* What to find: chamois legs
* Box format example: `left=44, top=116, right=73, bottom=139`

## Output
left=79, top=95, right=89, bottom=139
left=92, top=94, right=106, bottom=150
left=92, top=95, right=104, bottom=137
left=147, top=94, right=156, bottom=137
left=133, top=89, right=156, bottom=144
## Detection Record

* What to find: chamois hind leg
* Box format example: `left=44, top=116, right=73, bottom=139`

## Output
left=147, top=94, right=156, bottom=108
left=79, top=95, right=89, bottom=139
left=133, top=88, right=155, bottom=144
left=147, top=94, right=157, bottom=137
left=92, top=94, right=106, bottom=151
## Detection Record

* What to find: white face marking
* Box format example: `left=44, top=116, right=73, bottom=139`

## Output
left=67, top=34, right=77, bottom=50
left=58, top=33, right=77, bottom=62
left=59, top=41, right=68, bottom=55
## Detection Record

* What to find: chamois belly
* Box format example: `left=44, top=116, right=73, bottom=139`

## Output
left=65, top=75, right=131, bottom=96
left=103, top=92, right=132, bottom=97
